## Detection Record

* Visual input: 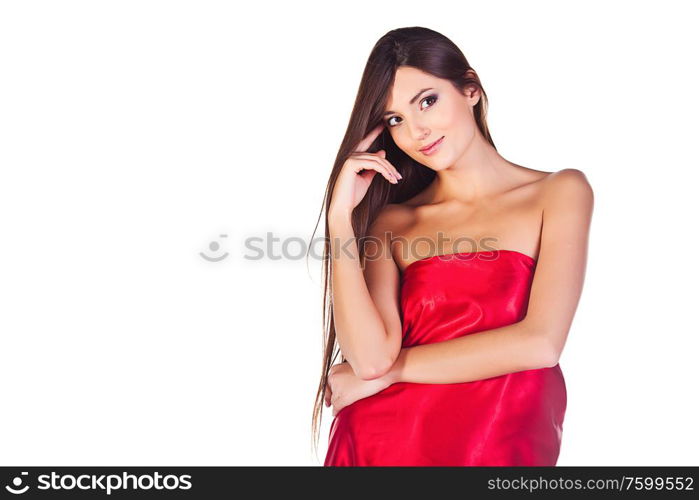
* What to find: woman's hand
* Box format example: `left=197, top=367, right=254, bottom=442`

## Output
left=324, top=361, right=394, bottom=416
left=328, top=124, right=403, bottom=220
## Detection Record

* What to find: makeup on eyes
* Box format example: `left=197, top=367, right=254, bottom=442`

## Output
left=384, top=94, right=439, bottom=127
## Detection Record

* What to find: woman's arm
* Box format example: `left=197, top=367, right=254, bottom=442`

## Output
left=383, top=320, right=552, bottom=385
left=329, top=206, right=405, bottom=380
left=383, top=169, right=594, bottom=385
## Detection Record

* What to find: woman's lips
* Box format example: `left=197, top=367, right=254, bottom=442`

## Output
left=419, top=136, right=444, bottom=155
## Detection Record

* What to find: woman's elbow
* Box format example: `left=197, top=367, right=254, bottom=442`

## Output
left=356, top=348, right=398, bottom=381
left=534, top=329, right=562, bottom=368
left=355, top=356, right=393, bottom=380
left=353, top=327, right=402, bottom=380
left=522, top=319, right=562, bottom=369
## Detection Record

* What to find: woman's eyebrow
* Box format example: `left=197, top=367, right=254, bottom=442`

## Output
left=383, top=88, right=434, bottom=116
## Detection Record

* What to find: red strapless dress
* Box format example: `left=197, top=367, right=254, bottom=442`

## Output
left=324, top=250, right=567, bottom=466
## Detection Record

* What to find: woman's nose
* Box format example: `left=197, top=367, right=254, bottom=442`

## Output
left=409, top=122, right=430, bottom=142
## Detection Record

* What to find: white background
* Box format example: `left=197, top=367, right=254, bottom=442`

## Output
left=1, top=0, right=697, bottom=466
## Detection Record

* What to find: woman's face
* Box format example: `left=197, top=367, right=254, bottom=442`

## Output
left=383, top=66, right=480, bottom=169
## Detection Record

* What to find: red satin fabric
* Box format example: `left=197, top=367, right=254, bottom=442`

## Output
left=324, top=250, right=567, bottom=466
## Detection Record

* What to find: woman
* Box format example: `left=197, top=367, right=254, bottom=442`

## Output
left=310, top=26, right=593, bottom=466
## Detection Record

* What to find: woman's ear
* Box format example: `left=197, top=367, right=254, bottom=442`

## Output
left=463, top=69, right=481, bottom=105
left=470, top=87, right=481, bottom=106
left=462, top=84, right=481, bottom=107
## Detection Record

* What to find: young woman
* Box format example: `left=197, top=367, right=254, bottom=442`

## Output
left=310, top=26, right=593, bottom=466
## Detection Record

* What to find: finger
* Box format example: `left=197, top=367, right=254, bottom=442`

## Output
left=350, top=155, right=401, bottom=183
left=369, top=152, right=402, bottom=180
left=353, top=158, right=397, bottom=184
left=324, top=388, right=332, bottom=407
left=332, top=399, right=341, bottom=417
left=350, top=151, right=401, bottom=180
left=350, top=153, right=397, bottom=180
left=350, top=157, right=395, bottom=183
left=354, top=124, right=385, bottom=153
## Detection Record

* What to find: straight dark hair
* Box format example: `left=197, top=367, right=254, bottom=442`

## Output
left=309, top=26, right=497, bottom=459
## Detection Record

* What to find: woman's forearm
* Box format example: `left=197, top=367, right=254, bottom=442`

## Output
left=382, top=319, right=557, bottom=385
left=328, top=211, right=395, bottom=380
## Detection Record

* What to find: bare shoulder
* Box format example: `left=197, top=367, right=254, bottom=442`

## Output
left=542, top=168, right=594, bottom=207
left=543, top=168, right=593, bottom=192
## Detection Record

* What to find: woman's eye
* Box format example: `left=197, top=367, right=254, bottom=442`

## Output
left=385, top=94, right=438, bottom=128
left=386, top=116, right=401, bottom=127
left=420, top=94, right=438, bottom=110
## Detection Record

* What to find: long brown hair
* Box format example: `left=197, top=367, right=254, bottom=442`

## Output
left=309, top=26, right=498, bottom=459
